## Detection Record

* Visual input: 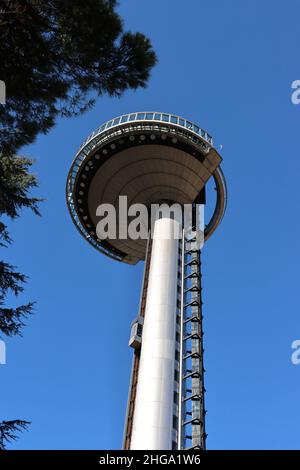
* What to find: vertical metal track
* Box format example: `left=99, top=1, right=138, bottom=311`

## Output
left=177, top=232, right=185, bottom=449
left=123, top=236, right=152, bottom=450
left=179, top=236, right=206, bottom=450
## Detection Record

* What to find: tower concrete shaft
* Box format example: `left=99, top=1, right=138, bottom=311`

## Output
left=124, top=210, right=206, bottom=450
left=130, top=215, right=181, bottom=449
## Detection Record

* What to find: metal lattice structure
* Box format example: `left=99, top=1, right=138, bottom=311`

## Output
left=179, top=237, right=206, bottom=449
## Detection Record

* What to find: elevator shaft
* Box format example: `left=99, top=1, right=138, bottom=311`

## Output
left=124, top=218, right=206, bottom=450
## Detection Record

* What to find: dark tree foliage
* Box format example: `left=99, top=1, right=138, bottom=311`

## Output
left=0, top=221, right=11, bottom=247
left=0, top=155, right=39, bottom=337
left=0, top=1, right=156, bottom=447
left=0, top=0, right=157, bottom=153
left=0, top=420, right=30, bottom=449
left=0, top=154, right=40, bottom=220
left=0, top=261, right=34, bottom=336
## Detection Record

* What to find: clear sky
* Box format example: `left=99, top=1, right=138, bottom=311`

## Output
left=1, top=0, right=300, bottom=450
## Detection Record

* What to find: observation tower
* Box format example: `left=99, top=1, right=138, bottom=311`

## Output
left=66, top=112, right=227, bottom=450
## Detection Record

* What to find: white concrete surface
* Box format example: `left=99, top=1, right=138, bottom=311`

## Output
left=130, top=215, right=181, bottom=450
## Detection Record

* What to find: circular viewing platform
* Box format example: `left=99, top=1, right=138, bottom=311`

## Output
left=66, top=112, right=227, bottom=264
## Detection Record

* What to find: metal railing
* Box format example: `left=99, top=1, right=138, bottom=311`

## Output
left=79, top=112, right=213, bottom=152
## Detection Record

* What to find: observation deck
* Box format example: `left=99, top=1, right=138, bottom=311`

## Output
left=66, top=112, right=227, bottom=264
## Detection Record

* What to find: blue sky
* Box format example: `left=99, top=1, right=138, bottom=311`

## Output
left=1, top=0, right=300, bottom=449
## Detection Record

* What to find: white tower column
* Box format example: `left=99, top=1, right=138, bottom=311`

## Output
left=130, top=215, right=181, bottom=450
